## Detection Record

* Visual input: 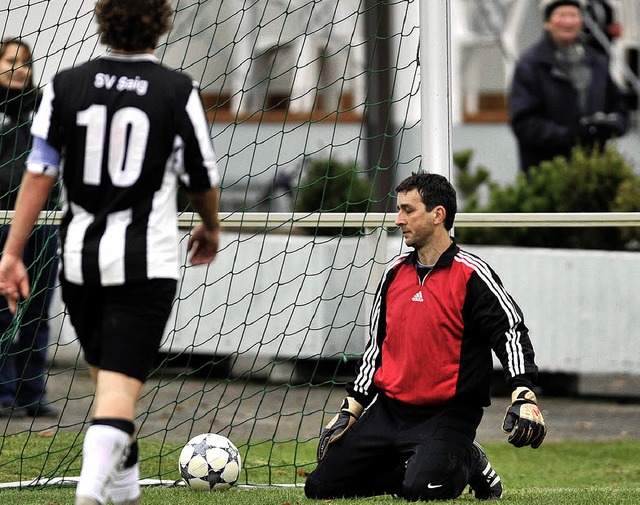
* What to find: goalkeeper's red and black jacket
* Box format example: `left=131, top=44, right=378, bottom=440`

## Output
left=347, top=241, right=538, bottom=408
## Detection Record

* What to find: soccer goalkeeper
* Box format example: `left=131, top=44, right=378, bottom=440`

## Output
left=0, top=1, right=221, bottom=504
left=305, top=172, right=546, bottom=501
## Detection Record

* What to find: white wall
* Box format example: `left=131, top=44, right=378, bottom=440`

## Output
left=50, top=231, right=640, bottom=377
left=464, top=245, right=640, bottom=375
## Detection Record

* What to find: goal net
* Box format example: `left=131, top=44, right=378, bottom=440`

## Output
left=0, top=0, right=421, bottom=488
left=3, top=0, right=639, bottom=493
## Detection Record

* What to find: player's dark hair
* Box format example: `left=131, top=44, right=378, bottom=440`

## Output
left=95, top=0, right=173, bottom=52
left=395, top=171, right=457, bottom=231
left=0, top=37, right=35, bottom=89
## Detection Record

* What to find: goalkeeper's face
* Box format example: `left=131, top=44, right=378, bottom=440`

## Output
left=395, top=189, right=437, bottom=250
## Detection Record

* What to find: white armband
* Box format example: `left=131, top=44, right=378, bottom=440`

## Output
left=26, top=136, right=61, bottom=177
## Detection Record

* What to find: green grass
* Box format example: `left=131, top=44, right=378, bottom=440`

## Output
left=0, top=432, right=639, bottom=504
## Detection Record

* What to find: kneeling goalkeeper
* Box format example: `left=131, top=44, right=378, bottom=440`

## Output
left=305, top=172, right=546, bottom=501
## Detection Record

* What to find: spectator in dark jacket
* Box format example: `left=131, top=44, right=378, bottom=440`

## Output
left=0, top=37, right=59, bottom=418
left=509, top=0, right=628, bottom=173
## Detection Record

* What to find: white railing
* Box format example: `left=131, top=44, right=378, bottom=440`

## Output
left=8, top=210, right=640, bottom=228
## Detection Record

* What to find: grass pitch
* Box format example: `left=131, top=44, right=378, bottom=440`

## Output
left=0, top=432, right=638, bottom=504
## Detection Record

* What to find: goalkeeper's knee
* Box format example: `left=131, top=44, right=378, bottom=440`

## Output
left=304, top=471, right=340, bottom=500
left=402, top=457, right=466, bottom=502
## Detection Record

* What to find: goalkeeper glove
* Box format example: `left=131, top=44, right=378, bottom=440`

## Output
left=316, top=397, right=363, bottom=462
left=502, top=387, right=547, bottom=449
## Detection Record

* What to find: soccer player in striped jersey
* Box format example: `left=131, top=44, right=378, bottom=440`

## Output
left=0, top=1, right=220, bottom=504
left=306, top=172, right=546, bottom=501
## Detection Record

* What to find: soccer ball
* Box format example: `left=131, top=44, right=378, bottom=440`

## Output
left=178, top=433, right=242, bottom=491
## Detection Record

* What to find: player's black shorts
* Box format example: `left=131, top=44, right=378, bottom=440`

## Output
left=60, top=278, right=177, bottom=382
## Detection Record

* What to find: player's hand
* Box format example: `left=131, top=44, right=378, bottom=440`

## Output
left=187, top=223, right=219, bottom=265
left=502, top=387, right=546, bottom=448
left=578, top=112, right=622, bottom=147
left=0, top=253, right=30, bottom=314
left=317, top=397, right=363, bottom=462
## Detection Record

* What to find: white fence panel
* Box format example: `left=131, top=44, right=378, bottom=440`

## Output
left=50, top=234, right=640, bottom=377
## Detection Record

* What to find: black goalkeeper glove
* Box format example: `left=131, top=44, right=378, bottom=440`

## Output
left=502, top=387, right=547, bottom=449
left=316, top=397, right=363, bottom=462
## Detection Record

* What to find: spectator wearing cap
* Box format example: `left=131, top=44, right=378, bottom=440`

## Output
left=509, top=0, right=628, bottom=173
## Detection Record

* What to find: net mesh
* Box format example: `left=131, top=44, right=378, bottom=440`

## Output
left=2, top=0, right=640, bottom=489
left=0, top=0, right=420, bottom=486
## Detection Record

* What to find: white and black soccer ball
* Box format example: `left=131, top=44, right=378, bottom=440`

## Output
left=178, top=433, right=242, bottom=491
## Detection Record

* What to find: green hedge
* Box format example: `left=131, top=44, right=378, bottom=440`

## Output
left=294, top=158, right=372, bottom=236
left=454, top=145, right=640, bottom=250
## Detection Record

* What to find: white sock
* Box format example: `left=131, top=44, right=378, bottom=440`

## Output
left=76, top=425, right=130, bottom=504
left=110, top=462, right=141, bottom=504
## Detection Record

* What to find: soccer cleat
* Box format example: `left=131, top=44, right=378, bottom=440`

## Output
left=468, top=441, right=503, bottom=500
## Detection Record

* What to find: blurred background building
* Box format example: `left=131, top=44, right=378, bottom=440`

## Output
left=4, top=0, right=639, bottom=207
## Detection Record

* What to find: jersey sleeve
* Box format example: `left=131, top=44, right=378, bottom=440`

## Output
left=467, top=267, right=538, bottom=389
left=30, top=82, right=58, bottom=145
left=346, top=258, right=403, bottom=407
left=177, top=84, right=220, bottom=192
left=27, top=83, right=61, bottom=178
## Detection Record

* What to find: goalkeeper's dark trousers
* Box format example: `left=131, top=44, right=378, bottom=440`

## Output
left=305, top=394, right=483, bottom=501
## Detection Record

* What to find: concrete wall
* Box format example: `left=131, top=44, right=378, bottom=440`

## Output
left=50, top=232, right=640, bottom=379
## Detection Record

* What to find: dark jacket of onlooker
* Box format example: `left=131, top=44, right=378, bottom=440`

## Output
left=0, top=85, right=39, bottom=209
left=0, top=86, right=59, bottom=210
left=509, top=31, right=628, bottom=173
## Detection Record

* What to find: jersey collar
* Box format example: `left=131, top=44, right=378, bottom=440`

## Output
left=100, top=51, right=159, bottom=64
left=405, top=238, right=459, bottom=269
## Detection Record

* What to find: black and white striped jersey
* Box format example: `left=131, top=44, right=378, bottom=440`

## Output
left=28, top=52, right=220, bottom=286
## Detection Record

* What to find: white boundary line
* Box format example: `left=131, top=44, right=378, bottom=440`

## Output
left=0, top=477, right=304, bottom=489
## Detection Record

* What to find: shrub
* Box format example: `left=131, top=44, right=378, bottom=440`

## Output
left=455, top=145, right=640, bottom=250
left=293, top=158, right=372, bottom=236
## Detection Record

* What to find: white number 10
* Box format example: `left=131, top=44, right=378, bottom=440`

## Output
left=77, top=104, right=150, bottom=187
